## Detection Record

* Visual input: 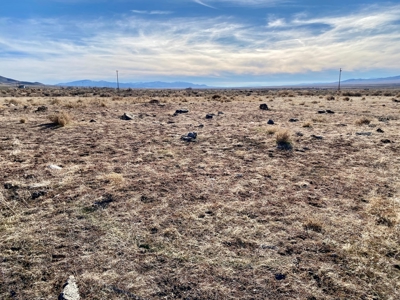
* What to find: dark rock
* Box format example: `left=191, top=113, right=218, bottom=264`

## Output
left=89, top=119, right=96, bottom=123
left=392, top=98, right=400, bottom=103
left=356, top=132, right=372, bottom=136
left=94, top=194, right=114, bottom=208
left=205, top=114, right=214, bottom=119
left=32, top=191, right=46, bottom=200
left=267, top=119, right=274, bottom=125
left=277, top=142, right=293, bottom=150
left=36, top=106, right=48, bottom=112
left=212, top=95, right=221, bottom=99
left=149, top=99, right=159, bottom=104
left=197, top=124, right=204, bottom=128
left=377, top=128, right=384, bottom=133
left=289, top=118, right=299, bottom=122
left=326, top=110, right=335, bottom=114
left=140, top=195, right=155, bottom=203
left=317, top=110, right=326, bottom=114
left=259, top=103, right=269, bottom=110
left=181, top=132, right=197, bottom=142
left=4, top=183, right=18, bottom=190
left=296, top=132, right=304, bottom=137
left=381, top=139, right=392, bottom=144
left=218, top=111, right=224, bottom=115
left=311, top=135, right=323, bottom=140
left=121, top=113, right=135, bottom=120
left=275, top=273, right=286, bottom=281
left=175, top=109, right=189, bottom=114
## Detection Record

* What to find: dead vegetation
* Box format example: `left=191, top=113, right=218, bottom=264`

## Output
left=0, top=87, right=399, bottom=299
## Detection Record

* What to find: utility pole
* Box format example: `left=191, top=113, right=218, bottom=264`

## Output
left=116, top=70, right=120, bottom=91
left=338, top=68, right=342, bottom=92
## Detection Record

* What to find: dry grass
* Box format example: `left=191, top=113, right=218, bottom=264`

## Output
left=0, top=87, right=400, bottom=299
left=355, top=116, right=372, bottom=125
left=48, top=111, right=72, bottom=127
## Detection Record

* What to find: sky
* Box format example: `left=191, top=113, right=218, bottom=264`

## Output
left=1, top=0, right=400, bottom=86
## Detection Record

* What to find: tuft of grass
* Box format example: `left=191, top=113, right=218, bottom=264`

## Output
left=276, top=129, right=292, bottom=150
left=367, top=197, right=398, bottom=227
left=266, top=126, right=278, bottom=135
left=355, top=116, right=371, bottom=126
left=19, top=118, right=27, bottom=124
left=48, top=112, right=72, bottom=127
left=304, top=218, right=323, bottom=232
left=104, top=172, right=125, bottom=186
left=302, top=120, right=313, bottom=128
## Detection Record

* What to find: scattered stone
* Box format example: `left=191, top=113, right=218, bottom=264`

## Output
left=181, top=132, right=197, bottom=142
left=259, top=103, right=269, bottom=110
left=311, top=135, right=323, bottom=140
left=59, top=275, right=80, bottom=300
left=4, top=183, right=18, bottom=190
left=205, top=114, right=214, bottom=119
left=89, top=119, right=96, bottom=123
left=326, top=110, right=335, bottom=114
left=336, top=123, right=347, bottom=126
left=31, top=191, right=46, bottom=200
left=317, top=110, right=326, bottom=114
left=381, top=139, right=392, bottom=144
left=48, top=164, right=63, bottom=170
left=36, top=106, right=48, bottom=112
left=121, top=113, right=135, bottom=120
left=175, top=108, right=189, bottom=114
left=296, top=132, right=304, bottom=137
left=277, top=142, right=293, bottom=151
left=289, top=118, right=299, bottom=122
left=376, top=128, right=384, bottom=133
left=274, top=273, right=286, bottom=281
left=197, top=124, right=204, bottom=128
left=356, top=132, right=372, bottom=136
left=218, top=111, right=224, bottom=115
left=149, top=99, right=160, bottom=104
left=392, top=98, right=400, bottom=103
left=267, top=119, right=274, bottom=125
left=212, top=94, right=221, bottom=99
left=94, top=194, right=114, bottom=208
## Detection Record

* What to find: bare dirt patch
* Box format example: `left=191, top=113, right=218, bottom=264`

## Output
left=1, top=88, right=400, bottom=299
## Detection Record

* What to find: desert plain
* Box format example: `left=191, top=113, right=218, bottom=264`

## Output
left=0, top=87, right=399, bottom=299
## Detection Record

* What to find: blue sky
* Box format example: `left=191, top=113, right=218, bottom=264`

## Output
left=1, top=0, right=400, bottom=86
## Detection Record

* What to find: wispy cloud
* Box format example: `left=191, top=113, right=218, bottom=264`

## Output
left=131, top=10, right=173, bottom=15
left=193, top=0, right=216, bottom=9
left=1, top=4, right=400, bottom=83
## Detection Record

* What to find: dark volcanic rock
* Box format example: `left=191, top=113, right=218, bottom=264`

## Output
left=277, top=142, right=293, bottom=151
left=376, top=128, right=384, bottom=133
left=175, top=109, right=189, bottom=114
left=267, top=119, right=274, bottom=125
left=36, top=106, right=48, bottom=112
left=121, top=113, right=135, bottom=120
left=326, top=110, right=335, bottom=114
left=317, top=110, right=326, bottom=114
left=32, top=191, right=46, bottom=200
left=275, top=273, right=286, bottom=281
left=381, top=139, right=392, bottom=144
left=259, top=103, right=269, bottom=110
left=311, top=135, right=323, bottom=140
left=356, top=132, right=372, bottom=136
left=289, top=118, right=299, bottom=122
left=205, top=114, right=214, bottom=119
left=181, top=132, right=197, bottom=142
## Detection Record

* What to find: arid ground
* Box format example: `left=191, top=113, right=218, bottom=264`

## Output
left=1, top=87, right=399, bottom=299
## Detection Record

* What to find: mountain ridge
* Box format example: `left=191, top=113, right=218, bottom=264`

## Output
left=56, top=80, right=208, bottom=88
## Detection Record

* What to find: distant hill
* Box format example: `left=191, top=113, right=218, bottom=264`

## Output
left=340, top=75, right=400, bottom=85
left=56, top=80, right=208, bottom=89
left=0, top=75, right=43, bottom=86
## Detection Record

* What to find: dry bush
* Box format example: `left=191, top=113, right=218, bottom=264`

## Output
left=50, top=98, right=61, bottom=105
left=103, top=173, right=125, bottom=186
left=343, top=97, right=350, bottom=101
left=302, top=120, right=313, bottom=127
left=266, top=126, right=278, bottom=135
left=48, top=112, right=72, bottom=127
left=312, top=116, right=327, bottom=123
left=367, top=197, right=398, bottom=227
left=326, top=95, right=335, bottom=100
left=355, top=116, right=371, bottom=126
left=19, top=118, right=26, bottom=124
left=304, top=218, right=323, bottom=232
left=275, top=129, right=291, bottom=144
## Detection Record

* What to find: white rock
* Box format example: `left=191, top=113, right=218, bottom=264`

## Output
left=59, top=275, right=80, bottom=300
left=48, top=165, right=62, bottom=170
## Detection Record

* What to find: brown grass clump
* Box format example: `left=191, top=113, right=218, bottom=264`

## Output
left=103, top=173, right=125, bottom=186
left=48, top=112, right=71, bottom=127
left=304, top=218, right=323, bottom=232
left=275, top=128, right=292, bottom=149
left=19, top=118, right=27, bottom=124
left=355, top=116, right=371, bottom=125
left=367, top=197, right=398, bottom=227
left=266, top=126, right=278, bottom=135
left=302, top=120, right=312, bottom=127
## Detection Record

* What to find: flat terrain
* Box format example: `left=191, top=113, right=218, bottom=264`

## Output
left=0, top=88, right=399, bottom=299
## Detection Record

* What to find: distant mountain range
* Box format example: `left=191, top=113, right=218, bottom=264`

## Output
left=56, top=80, right=208, bottom=88
left=0, top=75, right=43, bottom=86
left=340, top=75, right=400, bottom=85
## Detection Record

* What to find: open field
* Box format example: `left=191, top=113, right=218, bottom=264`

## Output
left=1, top=88, right=400, bottom=299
